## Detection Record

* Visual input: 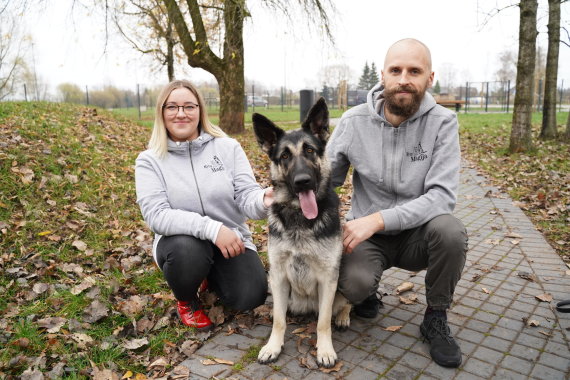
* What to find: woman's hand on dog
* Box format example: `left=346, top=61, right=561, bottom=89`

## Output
left=342, top=212, right=384, bottom=254
left=263, top=187, right=274, bottom=208
left=215, top=225, right=246, bottom=259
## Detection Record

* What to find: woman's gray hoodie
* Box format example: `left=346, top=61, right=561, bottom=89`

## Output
left=327, top=83, right=460, bottom=233
left=135, top=132, right=267, bottom=262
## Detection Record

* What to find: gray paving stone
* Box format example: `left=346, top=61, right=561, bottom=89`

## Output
left=358, top=353, right=392, bottom=374
left=471, top=345, right=506, bottom=366
left=481, top=335, right=512, bottom=353
left=462, top=357, right=497, bottom=378
left=181, top=355, right=233, bottom=379
left=383, top=363, right=423, bottom=380
left=456, top=327, right=486, bottom=344
left=500, top=354, right=534, bottom=375
left=337, top=344, right=370, bottom=364
left=346, top=365, right=382, bottom=379
left=509, top=343, right=542, bottom=361
left=238, top=361, right=275, bottom=379
left=493, top=368, right=533, bottom=380
left=529, top=363, right=567, bottom=380
left=536, top=351, right=570, bottom=372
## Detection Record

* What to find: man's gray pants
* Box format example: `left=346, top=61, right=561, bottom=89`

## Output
left=338, top=214, right=468, bottom=311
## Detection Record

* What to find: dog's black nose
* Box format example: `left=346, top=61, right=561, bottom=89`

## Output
left=294, top=173, right=312, bottom=189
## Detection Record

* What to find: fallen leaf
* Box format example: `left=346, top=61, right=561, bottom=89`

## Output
left=399, top=294, right=418, bottom=305
left=71, top=333, right=94, bottom=349
left=117, top=295, right=147, bottom=318
left=320, top=360, right=343, bottom=374
left=395, top=282, right=414, bottom=294
left=299, top=354, right=319, bottom=370
left=208, top=305, right=225, bottom=326
left=481, top=287, right=490, bottom=294
left=72, top=240, right=87, bottom=251
left=169, top=365, right=190, bottom=379
left=538, top=330, right=553, bottom=337
left=384, top=325, right=403, bottom=332
left=510, top=239, right=520, bottom=245
left=122, top=370, right=133, bottom=379
left=292, top=327, right=307, bottom=334
left=200, top=359, right=217, bottom=365
left=505, top=231, right=523, bottom=239
left=83, top=299, right=109, bottom=323
left=123, top=337, right=149, bottom=350
left=148, top=357, right=168, bottom=369
left=37, top=316, right=67, bottom=333
left=527, top=319, right=540, bottom=327
left=535, top=293, right=553, bottom=302
left=517, top=272, right=537, bottom=282
left=71, top=276, right=96, bottom=295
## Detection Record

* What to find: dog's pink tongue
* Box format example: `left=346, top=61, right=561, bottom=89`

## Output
left=298, top=190, right=318, bottom=219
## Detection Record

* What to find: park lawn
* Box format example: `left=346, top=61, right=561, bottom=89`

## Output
left=0, top=101, right=567, bottom=377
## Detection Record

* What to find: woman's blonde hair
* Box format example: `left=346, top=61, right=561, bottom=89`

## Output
left=148, top=79, right=226, bottom=157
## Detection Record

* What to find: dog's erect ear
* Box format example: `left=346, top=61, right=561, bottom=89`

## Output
left=301, top=97, right=330, bottom=143
left=252, top=113, right=285, bottom=156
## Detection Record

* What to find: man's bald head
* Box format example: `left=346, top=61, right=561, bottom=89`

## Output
left=384, top=38, right=432, bottom=72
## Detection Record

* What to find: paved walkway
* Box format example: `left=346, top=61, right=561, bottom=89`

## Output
left=180, top=162, right=570, bottom=379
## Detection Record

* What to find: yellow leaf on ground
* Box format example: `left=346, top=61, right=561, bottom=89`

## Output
left=38, top=230, right=53, bottom=236
left=384, top=325, right=403, bottom=332
left=121, top=370, right=133, bottom=379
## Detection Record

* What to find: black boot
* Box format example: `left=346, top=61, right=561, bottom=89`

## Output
left=354, top=293, right=383, bottom=318
left=420, top=311, right=462, bottom=368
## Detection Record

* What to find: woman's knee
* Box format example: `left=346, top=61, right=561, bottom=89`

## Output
left=223, top=271, right=268, bottom=311
left=157, top=235, right=212, bottom=268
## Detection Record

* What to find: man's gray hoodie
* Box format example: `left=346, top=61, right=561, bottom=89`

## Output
left=327, top=83, right=460, bottom=233
left=135, top=132, right=267, bottom=262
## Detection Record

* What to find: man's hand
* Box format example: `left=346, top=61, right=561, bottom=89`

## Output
left=215, top=225, right=245, bottom=259
left=342, top=212, right=384, bottom=254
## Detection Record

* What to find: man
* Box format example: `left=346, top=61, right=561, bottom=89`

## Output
left=327, top=38, right=468, bottom=368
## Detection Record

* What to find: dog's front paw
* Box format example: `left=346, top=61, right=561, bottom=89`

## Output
left=316, top=344, right=338, bottom=368
left=257, top=342, right=282, bottom=364
left=335, top=305, right=351, bottom=331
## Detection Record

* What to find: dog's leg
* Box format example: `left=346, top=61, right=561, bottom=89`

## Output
left=258, top=272, right=290, bottom=364
left=315, top=279, right=338, bottom=368
left=333, top=292, right=351, bottom=331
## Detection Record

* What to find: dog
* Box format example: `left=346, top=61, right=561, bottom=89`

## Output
left=252, top=97, right=351, bottom=368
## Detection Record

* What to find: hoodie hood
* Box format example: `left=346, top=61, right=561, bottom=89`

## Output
left=167, top=131, right=215, bottom=153
left=367, top=83, right=437, bottom=126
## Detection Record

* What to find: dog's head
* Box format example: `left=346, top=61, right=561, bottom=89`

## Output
left=252, top=98, right=331, bottom=220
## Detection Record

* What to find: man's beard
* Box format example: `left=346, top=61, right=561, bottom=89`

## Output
left=384, top=85, right=425, bottom=118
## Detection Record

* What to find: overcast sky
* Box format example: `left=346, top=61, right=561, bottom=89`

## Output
left=23, top=0, right=570, bottom=95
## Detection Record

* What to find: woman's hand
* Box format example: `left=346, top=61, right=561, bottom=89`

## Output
left=215, top=225, right=245, bottom=259
left=263, top=187, right=274, bottom=208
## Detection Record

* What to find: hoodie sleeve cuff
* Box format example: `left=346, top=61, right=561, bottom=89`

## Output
left=380, top=209, right=400, bottom=232
left=204, top=219, right=223, bottom=244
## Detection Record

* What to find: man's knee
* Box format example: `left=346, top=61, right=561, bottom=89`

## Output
left=426, top=215, right=468, bottom=254
left=338, top=268, right=379, bottom=305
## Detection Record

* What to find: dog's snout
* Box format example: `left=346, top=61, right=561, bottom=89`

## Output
left=294, top=173, right=312, bottom=189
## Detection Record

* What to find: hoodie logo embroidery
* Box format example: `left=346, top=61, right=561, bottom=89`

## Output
left=204, top=155, right=225, bottom=172
left=406, top=143, right=428, bottom=162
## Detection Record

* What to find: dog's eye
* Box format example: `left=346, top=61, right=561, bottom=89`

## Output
left=306, top=148, right=314, bottom=154
left=280, top=153, right=289, bottom=160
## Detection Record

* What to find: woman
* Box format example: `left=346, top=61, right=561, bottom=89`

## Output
left=135, top=80, right=272, bottom=330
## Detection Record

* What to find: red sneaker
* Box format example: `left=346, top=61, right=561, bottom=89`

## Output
left=198, top=279, right=208, bottom=294
left=177, top=301, right=213, bottom=330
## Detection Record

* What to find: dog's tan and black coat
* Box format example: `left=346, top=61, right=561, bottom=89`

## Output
left=253, top=98, right=351, bottom=368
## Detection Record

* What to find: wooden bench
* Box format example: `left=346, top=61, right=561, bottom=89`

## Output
left=436, top=99, right=465, bottom=112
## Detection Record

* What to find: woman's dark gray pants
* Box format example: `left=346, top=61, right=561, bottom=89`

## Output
left=156, top=235, right=268, bottom=311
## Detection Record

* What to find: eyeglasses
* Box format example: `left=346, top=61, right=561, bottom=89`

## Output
left=163, top=103, right=199, bottom=115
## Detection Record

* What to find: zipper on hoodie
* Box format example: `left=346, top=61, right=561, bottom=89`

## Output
left=188, top=142, right=206, bottom=215
left=391, top=128, right=399, bottom=201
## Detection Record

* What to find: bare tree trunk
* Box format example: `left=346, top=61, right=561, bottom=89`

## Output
left=540, top=0, right=560, bottom=139
left=217, top=0, right=245, bottom=134
left=564, top=112, right=570, bottom=141
left=510, top=0, right=537, bottom=153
